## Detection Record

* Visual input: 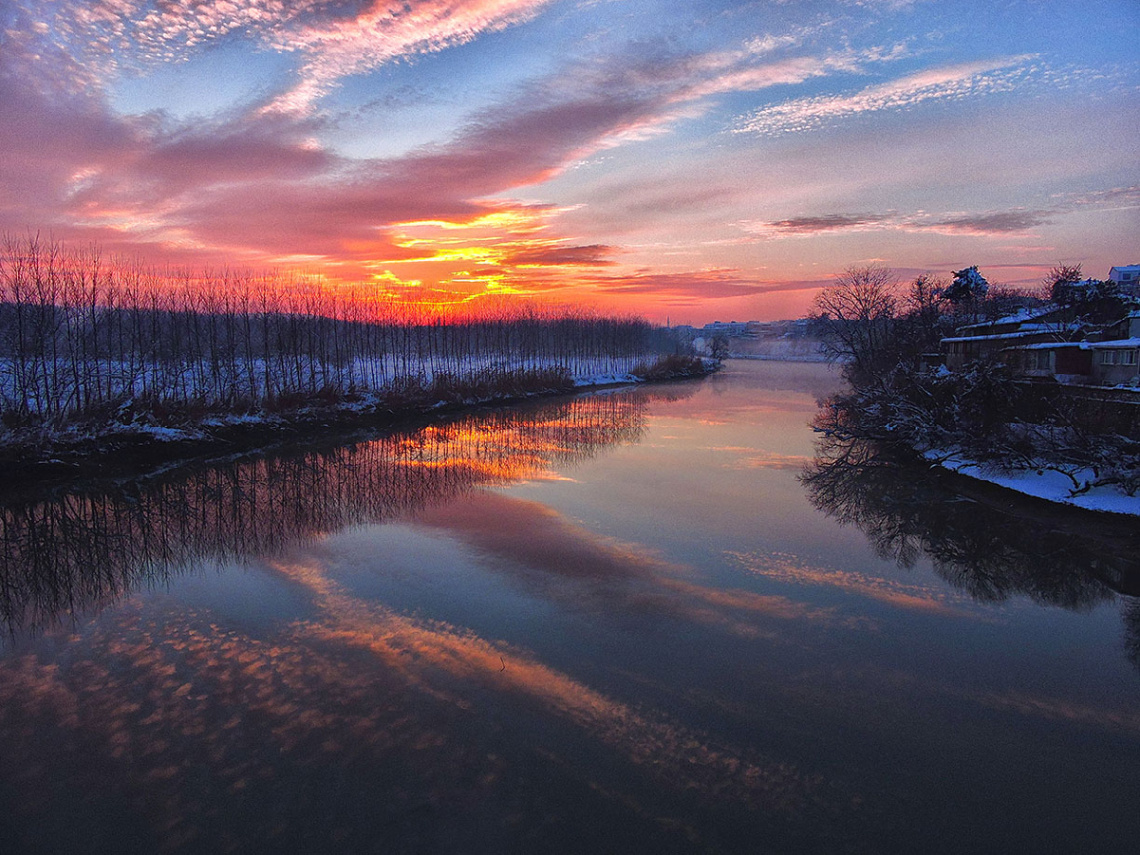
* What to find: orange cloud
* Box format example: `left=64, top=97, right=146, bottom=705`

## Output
left=727, top=551, right=985, bottom=618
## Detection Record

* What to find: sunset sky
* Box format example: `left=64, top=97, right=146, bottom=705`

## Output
left=1, top=0, right=1137, bottom=322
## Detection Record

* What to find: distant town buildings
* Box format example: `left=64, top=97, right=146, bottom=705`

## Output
left=671, top=318, right=824, bottom=361
left=671, top=319, right=812, bottom=340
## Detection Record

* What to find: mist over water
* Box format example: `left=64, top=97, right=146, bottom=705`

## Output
left=1, top=360, right=1137, bottom=854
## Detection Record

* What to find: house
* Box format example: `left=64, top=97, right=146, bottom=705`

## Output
left=940, top=307, right=1140, bottom=388
left=940, top=307, right=1074, bottom=370
left=1086, top=338, right=1140, bottom=386
left=1009, top=341, right=1091, bottom=382
left=1109, top=264, right=1140, bottom=294
left=1077, top=310, right=1140, bottom=386
left=1008, top=339, right=1139, bottom=386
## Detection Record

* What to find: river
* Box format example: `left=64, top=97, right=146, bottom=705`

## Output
left=1, top=359, right=1137, bottom=854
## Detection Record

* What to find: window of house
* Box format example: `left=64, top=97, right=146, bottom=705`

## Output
left=1100, top=351, right=1118, bottom=365
left=1122, top=350, right=1138, bottom=366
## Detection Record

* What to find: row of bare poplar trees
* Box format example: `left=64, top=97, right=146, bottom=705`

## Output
left=0, top=235, right=677, bottom=428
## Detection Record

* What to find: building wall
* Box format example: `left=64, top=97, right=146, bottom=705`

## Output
left=1093, top=348, right=1140, bottom=386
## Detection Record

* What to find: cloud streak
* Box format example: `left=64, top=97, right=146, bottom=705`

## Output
left=744, top=207, right=1057, bottom=239
left=734, top=56, right=1036, bottom=136
left=727, top=551, right=986, bottom=619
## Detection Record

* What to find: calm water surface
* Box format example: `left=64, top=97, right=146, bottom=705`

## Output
left=2, top=360, right=1138, bottom=854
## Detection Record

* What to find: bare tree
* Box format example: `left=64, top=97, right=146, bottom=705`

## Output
left=814, top=264, right=899, bottom=382
left=1043, top=263, right=1083, bottom=303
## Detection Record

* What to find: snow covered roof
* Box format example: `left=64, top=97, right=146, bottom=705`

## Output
left=941, top=330, right=1067, bottom=344
left=1084, top=337, right=1140, bottom=350
left=1010, top=341, right=1085, bottom=351
left=954, top=308, right=1056, bottom=331
left=1010, top=338, right=1140, bottom=351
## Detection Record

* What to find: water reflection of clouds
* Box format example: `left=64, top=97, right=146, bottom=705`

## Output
left=727, top=550, right=988, bottom=619
left=0, top=602, right=465, bottom=849
left=802, top=433, right=1140, bottom=675
left=725, top=451, right=815, bottom=470
left=654, top=578, right=873, bottom=634
left=852, top=666, right=1140, bottom=736
left=0, top=557, right=860, bottom=848
left=272, top=555, right=870, bottom=814
left=412, top=491, right=871, bottom=634
left=972, top=689, right=1140, bottom=735
left=3, top=378, right=882, bottom=842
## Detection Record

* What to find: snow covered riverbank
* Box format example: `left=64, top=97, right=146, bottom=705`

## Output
left=1, top=357, right=718, bottom=482
left=928, top=452, right=1140, bottom=517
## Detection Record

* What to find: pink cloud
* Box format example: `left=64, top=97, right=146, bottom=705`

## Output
left=505, top=243, right=617, bottom=267
left=263, top=0, right=555, bottom=113
left=744, top=207, right=1060, bottom=240
left=152, top=46, right=851, bottom=258
left=576, top=269, right=826, bottom=301
left=0, top=2, right=937, bottom=277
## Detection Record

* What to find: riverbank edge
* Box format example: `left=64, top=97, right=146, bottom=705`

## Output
left=816, top=375, right=1139, bottom=518
left=1, top=359, right=719, bottom=489
left=859, top=433, right=1140, bottom=518
left=924, top=452, right=1140, bottom=518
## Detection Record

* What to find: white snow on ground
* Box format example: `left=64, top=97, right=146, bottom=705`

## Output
left=925, top=452, right=1140, bottom=516
left=132, top=424, right=197, bottom=441
left=572, top=372, right=640, bottom=387
left=0, top=354, right=680, bottom=417
left=1, top=360, right=714, bottom=450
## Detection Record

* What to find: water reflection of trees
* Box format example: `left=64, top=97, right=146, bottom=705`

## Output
left=0, top=387, right=680, bottom=635
left=802, top=434, right=1140, bottom=668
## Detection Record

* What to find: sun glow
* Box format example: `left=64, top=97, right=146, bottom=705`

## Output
left=358, top=209, right=606, bottom=307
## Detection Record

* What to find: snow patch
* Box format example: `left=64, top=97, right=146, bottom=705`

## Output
left=926, top=451, right=1140, bottom=516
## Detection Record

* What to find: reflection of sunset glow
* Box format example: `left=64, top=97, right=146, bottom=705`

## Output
left=0, top=555, right=845, bottom=848
left=728, top=551, right=984, bottom=617
left=411, top=491, right=872, bottom=637
left=740, top=453, right=814, bottom=470
left=972, top=690, right=1140, bottom=734
left=403, top=455, right=550, bottom=482
left=704, top=448, right=815, bottom=470
left=657, top=578, right=869, bottom=632
left=268, top=556, right=835, bottom=810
